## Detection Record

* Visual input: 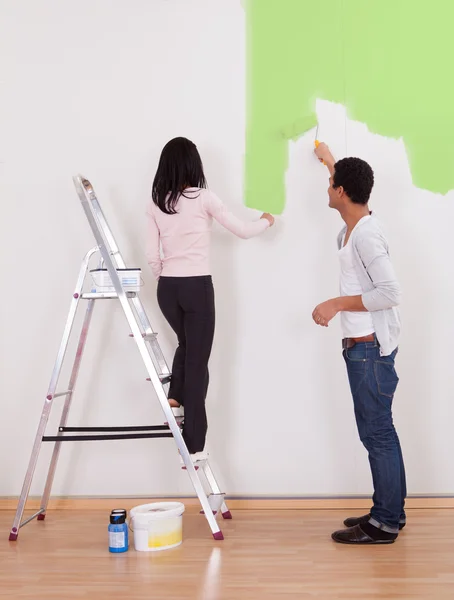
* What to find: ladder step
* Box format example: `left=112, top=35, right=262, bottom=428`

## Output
left=144, top=333, right=158, bottom=341
left=50, top=391, right=72, bottom=399
left=129, top=333, right=158, bottom=340
left=42, top=432, right=173, bottom=442
left=81, top=292, right=137, bottom=300
left=60, top=425, right=169, bottom=432
left=146, top=375, right=172, bottom=385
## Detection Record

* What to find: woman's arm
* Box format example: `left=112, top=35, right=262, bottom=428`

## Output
left=145, top=210, right=163, bottom=280
left=204, top=192, right=273, bottom=239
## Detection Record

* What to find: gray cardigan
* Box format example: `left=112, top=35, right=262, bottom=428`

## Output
left=337, top=214, right=401, bottom=356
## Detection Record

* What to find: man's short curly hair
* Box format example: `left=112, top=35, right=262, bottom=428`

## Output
left=333, top=157, right=374, bottom=205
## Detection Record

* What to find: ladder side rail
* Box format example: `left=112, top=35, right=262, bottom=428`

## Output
left=83, top=179, right=162, bottom=337
left=77, top=177, right=171, bottom=377
left=47, top=248, right=98, bottom=396
left=202, top=463, right=231, bottom=519
left=9, top=249, right=95, bottom=540
left=39, top=299, right=96, bottom=516
left=90, top=189, right=164, bottom=341
left=82, top=182, right=125, bottom=268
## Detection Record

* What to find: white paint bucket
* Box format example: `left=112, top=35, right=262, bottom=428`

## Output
left=130, top=502, right=185, bottom=552
left=89, top=268, right=142, bottom=292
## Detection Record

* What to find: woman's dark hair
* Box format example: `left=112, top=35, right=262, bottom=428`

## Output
left=333, top=157, right=374, bottom=205
left=152, top=137, right=207, bottom=214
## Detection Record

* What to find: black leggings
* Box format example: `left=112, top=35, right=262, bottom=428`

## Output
left=157, top=276, right=215, bottom=453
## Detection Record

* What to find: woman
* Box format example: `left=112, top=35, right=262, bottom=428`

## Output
left=146, top=137, right=274, bottom=459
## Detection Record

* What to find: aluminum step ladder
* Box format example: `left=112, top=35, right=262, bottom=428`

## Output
left=8, top=174, right=231, bottom=542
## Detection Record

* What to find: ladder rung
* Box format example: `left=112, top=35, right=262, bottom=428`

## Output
left=146, top=375, right=172, bottom=385
left=81, top=292, right=137, bottom=300
left=51, top=391, right=72, bottom=399
left=42, top=432, right=174, bottom=442
left=60, top=425, right=169, bottom=432
left=144, top=333, right=158, bottom=340
left=128, top=333, right=158, bottom=339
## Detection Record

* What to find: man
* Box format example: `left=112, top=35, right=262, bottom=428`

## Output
left=313, top=142, right=406, bottom=545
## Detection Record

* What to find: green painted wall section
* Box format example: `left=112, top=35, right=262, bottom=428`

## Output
left=245, top=0, right=454, bottom=213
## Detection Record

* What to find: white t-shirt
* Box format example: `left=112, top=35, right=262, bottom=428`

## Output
left=338, top=216, right=375, bottom=338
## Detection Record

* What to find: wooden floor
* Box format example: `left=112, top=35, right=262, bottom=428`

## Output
left=2, top=508, right=454, bottom=599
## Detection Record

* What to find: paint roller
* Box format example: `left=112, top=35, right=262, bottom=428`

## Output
left=280, top=116, right=326, bottom=165
left=280, top=115, right=317, bottom=141
left=315, top=124, right=326, bottom=165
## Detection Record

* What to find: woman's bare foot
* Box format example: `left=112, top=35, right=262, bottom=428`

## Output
left=168, top=398, right=181, bottom=408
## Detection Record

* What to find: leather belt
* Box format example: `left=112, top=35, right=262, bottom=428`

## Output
left=342, top=334, right=375, bottom=350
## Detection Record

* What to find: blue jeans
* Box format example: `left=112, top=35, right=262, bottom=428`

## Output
left=343, top=338, right=407, bottom=533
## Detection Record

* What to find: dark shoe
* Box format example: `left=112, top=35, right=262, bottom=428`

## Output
left=332, top=524, right=397, bottom=545
left=344, top=514, right=406, bottom=530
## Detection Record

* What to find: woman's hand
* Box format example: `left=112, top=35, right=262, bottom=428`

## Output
left=261, top=213, right=275, bottom=226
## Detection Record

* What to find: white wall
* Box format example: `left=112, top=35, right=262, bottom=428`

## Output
left=1, top=0, right=453, bottom=498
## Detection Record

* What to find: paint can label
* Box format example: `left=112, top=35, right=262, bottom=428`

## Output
left=109, top=531, right=125, bottom=549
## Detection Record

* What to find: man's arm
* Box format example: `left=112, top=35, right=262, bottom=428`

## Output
left=336, top=295, right=366, bottom=311
left=312, top=234, right=400, bottom=327
left=312, top=296, right=365, bottom=328
left=355, top=232, right=401, bottom=311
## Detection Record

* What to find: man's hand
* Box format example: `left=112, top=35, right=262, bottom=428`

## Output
left=312, top=298, right=341, bottom=327
left=314, top=142, right=335, bottom=175
left=314, top=142, right=334, bottom=164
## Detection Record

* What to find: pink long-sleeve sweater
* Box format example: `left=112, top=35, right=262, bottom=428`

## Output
left=146, top=188, right=269, bottom=279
